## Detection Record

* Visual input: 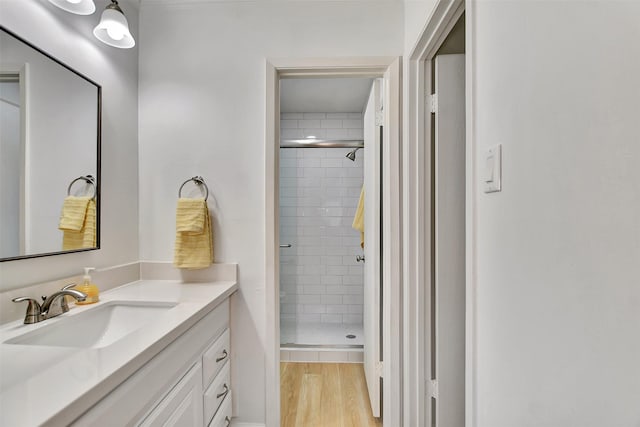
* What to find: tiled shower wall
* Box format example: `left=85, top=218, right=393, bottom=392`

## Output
left=279, top=112, right=364, bottom=326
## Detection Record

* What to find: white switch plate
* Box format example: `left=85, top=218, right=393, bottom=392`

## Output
left=484, top=144, right=502, bottom=193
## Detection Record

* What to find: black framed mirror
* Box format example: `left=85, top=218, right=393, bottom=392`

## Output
left=0, top=26, right=101, bottom=261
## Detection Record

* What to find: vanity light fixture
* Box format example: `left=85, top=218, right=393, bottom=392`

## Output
left=48, top=0, right=96, bottom=15
left=93, top=0, right=135, bottom=49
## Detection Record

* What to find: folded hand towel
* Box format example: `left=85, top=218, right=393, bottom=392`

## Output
left=174, top=198, right=214, bottom=269
left=62, top=199, right=96, bottom=250
left=352, top=186, right=365, bottom=248
left=59, top=196, right=91, bottom=231
left=175, top=198, right=206, bottom=234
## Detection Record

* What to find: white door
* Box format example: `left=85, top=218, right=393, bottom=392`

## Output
left=363, top=78, right=382, bottom=418
left=433, top=53, right=466, bottom=427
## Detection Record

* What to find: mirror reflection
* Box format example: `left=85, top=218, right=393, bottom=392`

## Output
left=0, top=27, right=100, bottom=261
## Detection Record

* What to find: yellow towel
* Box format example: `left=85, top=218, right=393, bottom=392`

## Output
left=352, top=186, right=365, bottom=248
left=59, top=196, right=90, bottom=231
left=173, top=198, right=214, bottom=269
left=61, top=199, right=96, bottom=250
left=175, top=198, right=206, bottom=233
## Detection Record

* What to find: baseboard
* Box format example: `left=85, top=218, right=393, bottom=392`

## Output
left=230, top=422, right=266, bottom=427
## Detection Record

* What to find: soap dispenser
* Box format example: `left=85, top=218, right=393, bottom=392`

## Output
left=76, top=267, right=99, bottom=305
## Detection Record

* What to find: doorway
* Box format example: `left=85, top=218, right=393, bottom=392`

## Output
left=404, top=1, right=466, bottom=425
left=265, top=57, right=402, bottom=427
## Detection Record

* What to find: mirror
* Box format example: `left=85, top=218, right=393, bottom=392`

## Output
left=0, top=27, right=101, bottom=261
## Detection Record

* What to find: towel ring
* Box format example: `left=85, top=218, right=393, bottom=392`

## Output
left=178, top=176, right=209, bottom=201
left=67, top=175, right=96, bottom=199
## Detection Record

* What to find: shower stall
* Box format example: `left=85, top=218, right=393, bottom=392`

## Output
left=278, top=113, right=366, bottom=361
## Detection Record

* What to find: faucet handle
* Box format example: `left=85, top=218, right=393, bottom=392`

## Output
left=12, top=297, right=43, bottom=324
left=61, top=283, right=77, bottom=291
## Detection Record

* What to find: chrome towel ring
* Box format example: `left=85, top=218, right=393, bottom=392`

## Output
left=178, top=176, right=209, bottom=201
left=67, top=175, right=96, bottom=199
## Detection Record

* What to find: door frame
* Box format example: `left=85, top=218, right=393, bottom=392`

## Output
left=404, top=0, right=474, bottom=426
left=265, top=56, right=403, bottom=427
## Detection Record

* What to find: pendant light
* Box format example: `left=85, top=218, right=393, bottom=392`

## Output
left=93, top=0, right=135, bottom=49
left=48, top=0, right=96, bottom=15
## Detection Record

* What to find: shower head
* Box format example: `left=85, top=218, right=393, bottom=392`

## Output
left=345, top=147, right=362, bottom=161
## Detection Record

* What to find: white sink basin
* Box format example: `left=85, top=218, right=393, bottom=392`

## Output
left=4, top=301, right=177, bottom=349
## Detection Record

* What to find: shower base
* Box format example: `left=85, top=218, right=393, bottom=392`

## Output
left=280, top=321, right=364, bottom=363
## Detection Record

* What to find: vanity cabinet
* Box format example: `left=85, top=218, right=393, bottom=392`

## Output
left=71, top=298, right=232, bottom=427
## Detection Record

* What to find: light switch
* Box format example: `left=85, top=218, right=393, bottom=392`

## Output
left=484, top=144, right=501, bottom=193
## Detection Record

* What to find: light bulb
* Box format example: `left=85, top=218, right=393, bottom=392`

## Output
left=106, top=25, right=125, bottom=41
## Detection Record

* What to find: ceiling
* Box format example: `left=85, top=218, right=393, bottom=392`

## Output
left=280, top=78, right=374, bottom=113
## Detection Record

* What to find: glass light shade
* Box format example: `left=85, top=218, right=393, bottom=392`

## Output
left=48, top=0, right=96, bottom=15
left=93, top=5, right=135, bottom=49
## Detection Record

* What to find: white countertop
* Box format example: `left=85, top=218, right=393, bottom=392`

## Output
left=0, top=279, right=237, bottom=426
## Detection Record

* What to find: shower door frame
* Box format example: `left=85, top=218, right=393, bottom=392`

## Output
left=265, top=56, right=403, bottom=427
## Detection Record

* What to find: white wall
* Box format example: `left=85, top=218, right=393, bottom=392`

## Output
left=470, top=2, right=640, bottom=426
left=0, top=0, right=139, bottom=290
left=138, top=1, right=403, bottom=422
left=404, top=0, right=437, bottom=55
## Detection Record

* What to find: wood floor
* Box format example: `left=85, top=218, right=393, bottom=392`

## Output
left=280, top=362, right=382, bottom=427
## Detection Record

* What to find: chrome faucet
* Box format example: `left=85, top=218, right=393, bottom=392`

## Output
left=12, top=284, right=87, bottom=324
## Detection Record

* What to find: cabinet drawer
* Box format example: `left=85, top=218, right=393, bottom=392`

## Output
left=202, top=328, right=230, bottom=388
left=208, top=394, right=232, bottom=427
left=203, top=361, right=231, bottom=425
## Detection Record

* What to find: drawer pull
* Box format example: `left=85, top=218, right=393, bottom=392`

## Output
left=225, top=416, right=231, bottom=426
left=217, top=384, right=229, bottom=399
left=216, top=349, right=228, bottom=363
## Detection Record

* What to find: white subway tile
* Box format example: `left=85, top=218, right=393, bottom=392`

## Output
left=347, top=112, right=363, bottom=119
left=342, top=295, right=362, bottom=304
left=321, top=275, right=342, bottom=285
left=281, top=120, right=299, bottom=129
left=325, top=129, right=350, bottom=139
left=304, top=168, right=325, bottom=178
left=303, top=113, right=326, bottom=119
left=347, top=128, right=364, bottom=138
left=298, top=157, right=321, bottom=168
left=321, top=119, right=343, bottom=128
left=281, top=129, right=304, bottom=139
left=280, top=149, right=297, bottom=158
left=321, top=295, right=343, bottom=304
left=302, top=128, right=326, bottom=138
left=303, top=286, right=326, bottom=295
left=297, top=295, right=322, bottom=304
left=326, top=304, right=348, bottom=314
left=343, top=275, right=363, bottom=286
left=342, top=119, right=363, bottom=129
left=342, top=314, right=362, bottom=324
left=298, top=275, right=321, bottom=285
left=281, top=304, right=296, bottom=314
left=348, top=305, right=364, bottom=314
left=303, top=264, right=325, bottom=275
left=281, top=113, right=303, bottom=119
left=321, top=314, right=343, bottom=323
left=304, top=304, right=326, bottom=314
left=326, top=113, right=349, bottom=119
left=321, top=158, right=345, bottom=168
left=299, top=119, right=321, bottom=128
left=322, top=255, right=343, bottom=265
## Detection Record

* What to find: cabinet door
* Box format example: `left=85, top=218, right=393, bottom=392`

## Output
left=138, top=363, right=203, bottom=427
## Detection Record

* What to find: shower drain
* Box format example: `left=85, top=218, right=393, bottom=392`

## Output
left=346, top=334, right=356, bottom=339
